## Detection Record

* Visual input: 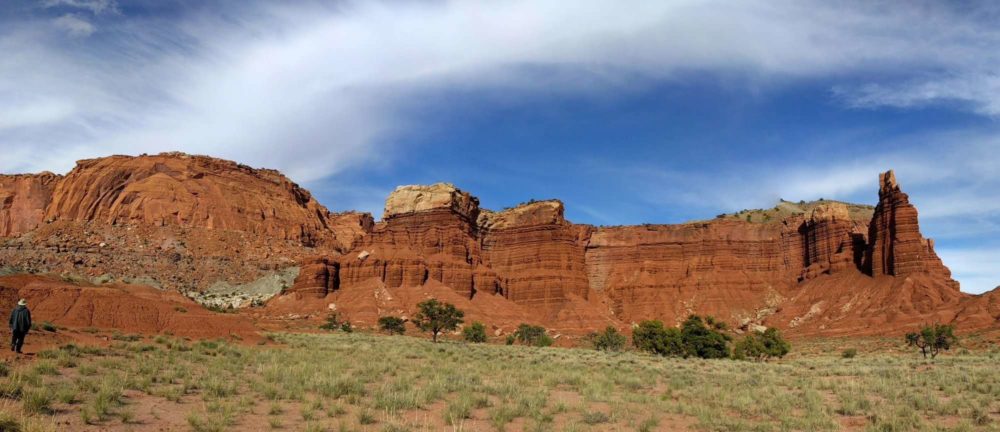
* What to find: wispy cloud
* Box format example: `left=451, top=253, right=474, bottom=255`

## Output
left=3, top=0, right=1000, bottom=182
left=835, top=74, right=1000, bottom=117
left=42, top=0, right=119, bottom=15
left=0, top=0, right=998, bottom=292
left=52, top=14, right=96, bottom=37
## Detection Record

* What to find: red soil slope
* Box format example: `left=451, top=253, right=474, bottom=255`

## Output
left=0, top=274, right=254, bottom=338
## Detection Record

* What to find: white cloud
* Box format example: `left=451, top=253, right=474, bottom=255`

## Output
left=835, top=74, right=1000, bottom=117
left=936, top=248, right=1000, bottom=294
left=3, top=0, right=1000, bottom=181
left=0, top=0, right=997, bottom=292
left=0, top=99, right=75, bottom=130
left=52, top=14, right=96, bottom=37
left=42, top=0, right=119, bottom=15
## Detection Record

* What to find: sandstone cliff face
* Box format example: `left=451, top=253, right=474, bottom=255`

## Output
left=384, top=183, right=479, bottom=221
left=865, top=171, right=957, bottom=287
left=480, top=201, right=593, bottom=313
left=284, top=169, right=998, bottom=336
left=800, top=203, right=868, bottom=281
left=44, top=153, right=337, bottom=246
left=0, top=153, right=371, bottom=295
left=4, top=154, right=996, bottom=337
left=0, top=173, right=60, bottom=237
left=585, top=219, right=810, bottom=325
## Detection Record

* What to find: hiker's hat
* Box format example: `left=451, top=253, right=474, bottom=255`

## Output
left=17, top=299, right=26, bottom=306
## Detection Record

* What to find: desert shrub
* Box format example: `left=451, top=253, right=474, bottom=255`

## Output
left=842, top=348, right=858, bottom=359
left=378, top=316, right=406, bottom=335
left=582, top=411, right=610, bottom=425
left=319, top=312, right=342, bottom=331
left=0, top=411, right=19, bottom=432
left=588, top=326, right=627, bottom=352
left=905, top=323, right=957, bottom=359
left=680, top=315, right=731, bottom=359
left=758, top=328, right=789, bottom=358
left=412, top=299, right=464, bottom=343
left=513, top=324, right=553, bottom=347
left=22, top=387, right=54, bottom=414
left=340, top=322, right=352, bottom=333
left=732, top=328, right=789, bottom=361
left=206, top=304, right=235, bottom=314
left=505, top=334, right=516, bottom=345
left=632, top=320, right=685, bottom=357
left=462, top=322, right=487, bottom=343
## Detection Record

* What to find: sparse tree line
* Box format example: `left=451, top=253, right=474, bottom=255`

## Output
left=321, top=299, right=960, bottom=361
left=626, top=315, right=789, bottom=361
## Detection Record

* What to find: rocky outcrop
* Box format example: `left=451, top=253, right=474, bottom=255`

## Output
left=865, top=170, right=957, bottom=287
left=0, top=172, right=60, bottom=237
left=800, top=203, right=868, bottom=281
left=480, top=201, right=593, bottom=312
left=584, top=220, right=809, bottom=325
left=5, top=153, right=997, bottom=337
left=282, top=169, right=1000, bottom=336
left=383, top=183, right=479, bottom=221
left=0, top=153, right=370, bottom=295
left=43, top=153, right=337, bottom=247
left=327, top=212, right=375, bottom=251
left=477, top=200, right=564, bottom=230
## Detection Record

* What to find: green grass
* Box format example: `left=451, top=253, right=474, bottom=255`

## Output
left=0, top=333, right=997, bottom=431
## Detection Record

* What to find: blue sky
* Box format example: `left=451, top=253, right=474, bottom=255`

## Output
left=1, top=1, right=998, bottom=293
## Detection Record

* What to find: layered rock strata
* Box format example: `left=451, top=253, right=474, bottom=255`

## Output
left=3, top=153, right=996, bottom=337
left=285, top=170, right=998, bottom=336
left=0, top=153, right=369, bottom=294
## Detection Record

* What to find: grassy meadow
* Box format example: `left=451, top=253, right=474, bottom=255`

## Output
left=0, top=332, right=998, bottom=431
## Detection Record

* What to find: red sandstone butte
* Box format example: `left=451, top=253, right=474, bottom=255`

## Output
left=2, top=152, right=998, bottom=338
left=43, top=153, right=337, bottom=246
left=283, top=171, right=999, bottom=336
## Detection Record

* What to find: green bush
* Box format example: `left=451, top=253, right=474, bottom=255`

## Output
left=842, top=348, right=858, bottom=359
left=340, top=322, right=353, bottom=333
left=633, top=316, right=733, bottom=359
left=680, top=315, right=731, bottom=359
left=319, top=312, right=342, bottom=331
left=412, top=299, right=464, bottom=343
left=462, top=322, right=487, bottom=343
left=512, top=324, right=552, bottom=347
left=378, top=316, right=406, bottom=335
left=632, top=320, right=685, bottom=357
left=906, top=323, right=957, bottom=359
left=588, top=326, right=627, bottom=352
left=732, top=328, right=790, bottom=361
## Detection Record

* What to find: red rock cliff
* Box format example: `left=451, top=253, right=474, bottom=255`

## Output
left=1, top=153, right=370, bottom=294
left=865, top=170, right=957, bottom=287
left=42, top=153, right=337, bottom=246
left=0, top=172, right=60, bottom=237
left=284, top=170, right=999, bottom=336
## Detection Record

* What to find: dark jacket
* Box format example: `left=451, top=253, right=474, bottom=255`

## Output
left=9, top=305, right=31, bottom=333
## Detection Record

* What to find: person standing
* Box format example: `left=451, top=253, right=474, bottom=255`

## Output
left=9, top=299, right=31, bottom=354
